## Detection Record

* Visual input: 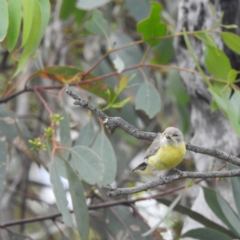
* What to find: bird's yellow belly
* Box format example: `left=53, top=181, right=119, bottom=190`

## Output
left=147, top=142, right=186, bottom=171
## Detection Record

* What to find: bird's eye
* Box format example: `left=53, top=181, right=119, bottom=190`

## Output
left=172, top=134, right=178, bottom=137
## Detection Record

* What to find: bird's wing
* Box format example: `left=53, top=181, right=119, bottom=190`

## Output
left=144, top=133, right=161, bottom=159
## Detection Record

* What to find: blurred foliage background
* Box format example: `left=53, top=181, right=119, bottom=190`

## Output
left=0, top=0, right=240, bottom=239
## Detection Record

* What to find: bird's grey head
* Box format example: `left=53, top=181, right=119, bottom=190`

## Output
left=161, top=127, right=184, bottom=145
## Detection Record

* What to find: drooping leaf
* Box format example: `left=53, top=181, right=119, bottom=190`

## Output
left=14, top=0, right=42, bottom=76
left=59, top=109, right=72, bottom=160
left=216, top=190, right=240, bottom=236
left=21, top=0, right=34, bottom=47
left=204, top=45, right=231, bottom=80
left=74, top=120, right=95, bottom=147
left=113, top=55, right=125, bottom=73
left=66, top=161, right=89, bottom=240
left=229, top=164, right=240, bottom=216
left=182, top=228, right=232, bottom=240
left=203, top=187, right=239, bottom=235
left=136, top=81, right=161, bottom=118
left=7, top=0, right=21, bottom=51
left=0, top=141, right=7, bottom=198
left=158, top=198, right=236, bottom=238
left=92, top=131, right=116, bottom=185
left=226, top=92, right=240, bottom=137
left=34, top=0, right=51, bottom=51
left=168, top=70, right=189, bottom=107
left=84, top=10, right=108, bottom=38
left=221, top=32, right=240, bottom=55
left=50, top=158, right=73, bottom=227
left=0, top=0, right=8, bottom=42
left=70, top=146, right=103, bottom=184
left=76, top=0, right=110, bottom=10
left=104, top=206, right=154, bottom=240
left=194, top=32, right=217, bottom=47
left=137, top=2, right=166, bottom=46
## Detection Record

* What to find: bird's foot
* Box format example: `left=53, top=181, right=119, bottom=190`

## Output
left=173, top=168, right=184, bottom=176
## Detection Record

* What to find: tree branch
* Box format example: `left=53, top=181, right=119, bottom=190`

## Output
left=65, top=85, right=240, bottom=166
left=103, top=168, right=240, bottom=197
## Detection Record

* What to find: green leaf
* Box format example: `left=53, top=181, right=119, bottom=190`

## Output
left=136, top=81, right=161, bottom=118
left=34, top=0, right=50, bottom=51
left=183, top=228, right=232, bottom=240
left=111, top=97, right=131, bottom=108
left=84, top=10, right=108, bottom=38
left=158, top=198, right=236, bottom=238
left=194, top=32, right=217, bottom=47
left=60, top=109, right=72, bottom=160
left=74, top=120, right=95, bottom=147
left=66, top=161, right=89, bottom=240
left=137, top=2, right=166, bottom=46
left=221, top=32, right=240, bottom=55
left=70, top=146, right=103, bottom=184
left=150, top=38, right=174, bottom=64
left=168, top=70, right=189, bottom=106
left=229, top=164, right=240, bottom=216
left=7, top=0, right=21, bottom=51
left=142, top=191, right=183, bottom=237
left=50, top=158, right=73, bottom=227
left=0, top=0, right=8, bottom=42
left=226, top=90, right=240, bottom=137
left=204, top=45, right=231, bottom=80
left=227, top=69, right=238, bottom=84
left=21, top=0, right=34, bottom=47
left=0, top=141, right=7, bottom=198
left=203, top=187, right=239, bottom=235
left=216, top=190, right=240, bottom=235
left=14, top=0, right=42, bottom=76
left=113, top=55, right=125, bottom=73
left=92, top=131, right=116, bottom=185
left=60, top=0, right=76, bottom=20
left=76, top=0, right=110, bottom=10
left=208, top=87, right=228, bottom=116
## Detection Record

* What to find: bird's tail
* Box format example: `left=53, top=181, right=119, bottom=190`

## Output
left=132, top=162, right=148, bottom=172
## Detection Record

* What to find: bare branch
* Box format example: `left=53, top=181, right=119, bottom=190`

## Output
left=103, top=168, right=240, bottom=197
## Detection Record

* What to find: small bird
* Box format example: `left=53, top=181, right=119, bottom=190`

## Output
left=132, top=127, right=186, bottom=172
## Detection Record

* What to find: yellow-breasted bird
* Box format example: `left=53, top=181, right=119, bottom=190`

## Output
left=132, top=127, right=186, bottom=172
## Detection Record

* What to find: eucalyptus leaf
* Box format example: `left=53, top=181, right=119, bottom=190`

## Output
left=0, top=141, right=7, bottom=198
left=7, top=0, right=21, bottom=51
left=60, top=109, right=72, bottom=160
left=183, top=228, right=232, bottom=240
left=50, top=158, right=73, bottom=227
left=0, top=0, right=8, bottom=42
left=66, top=161, right=89, bottom=240
left=70, top=146, right=103, bottom=184
left=74, top=120, right=95, bottom=147
left=92, top=131, right=116, bottom=185
left=137, top=2, right=166, bottom=46
left=136, top=81, right=161, bottom=118
left=84, top=10, right=108, bottom=38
